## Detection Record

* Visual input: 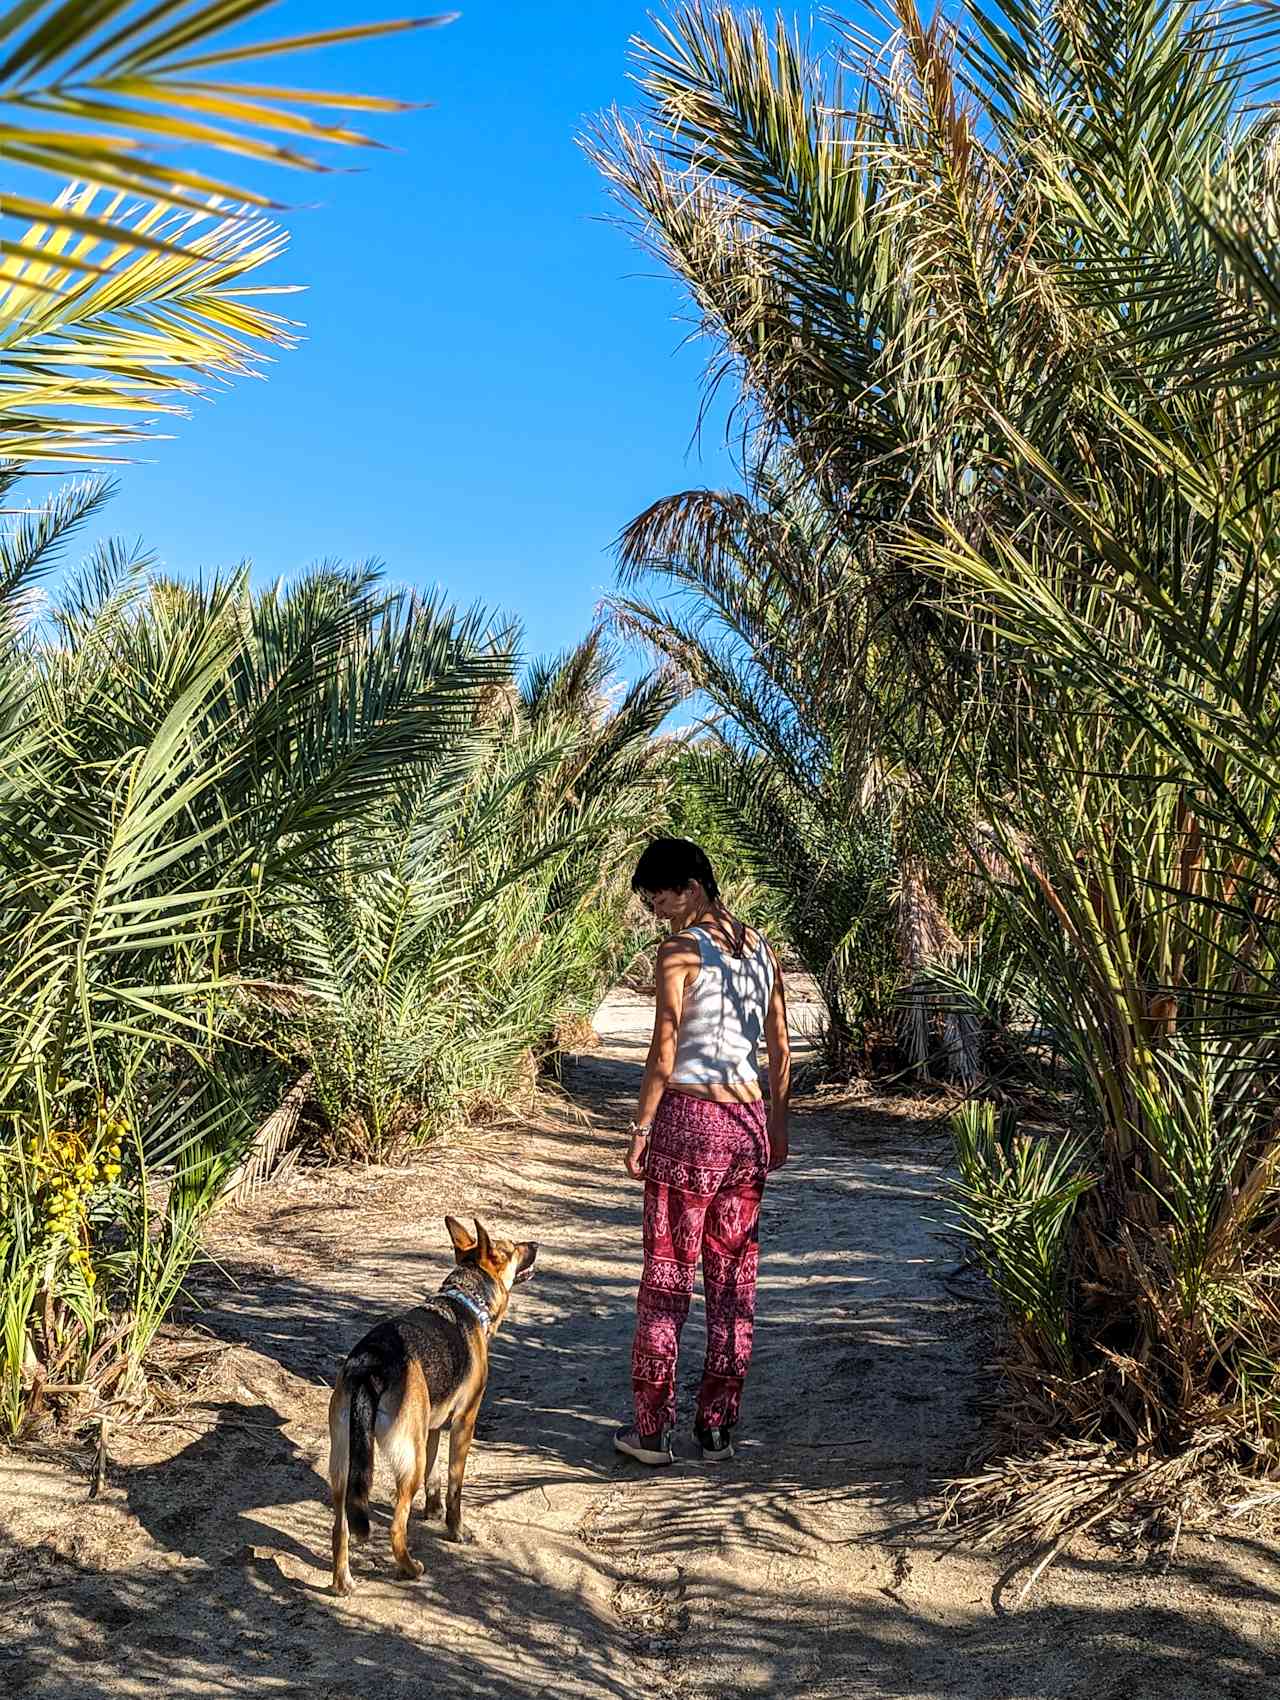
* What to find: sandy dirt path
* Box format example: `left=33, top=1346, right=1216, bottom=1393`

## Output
left=2, top=989, right=1276, bottom=1698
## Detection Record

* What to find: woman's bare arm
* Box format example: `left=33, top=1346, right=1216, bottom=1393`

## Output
left=626, top=935, right=697, bottom=1179
left=764, top=958, right=791, bottom=1170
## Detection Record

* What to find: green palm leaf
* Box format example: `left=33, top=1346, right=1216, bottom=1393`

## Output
left=1, top=2, right=455, bottom=460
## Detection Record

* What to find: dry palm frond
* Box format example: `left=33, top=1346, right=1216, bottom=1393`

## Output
left=942, top=1007, right=982, bottom=1083
left=895, top=858, right=961, bottom=967
left=942, top=1426, right=1238, bottom=1608
left=221, top=1073, right=312, bottom=1209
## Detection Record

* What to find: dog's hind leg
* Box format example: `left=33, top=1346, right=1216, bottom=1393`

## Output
left=389, top=1432, right=426, bottom=1581
left=387, top=1371, right=427, bottom=1580
left=444, top=1400, right=479, bottom=1545
left=421, top=1428, right=442, bottom=1520
left=331, top=1485, right=355, bottom=1596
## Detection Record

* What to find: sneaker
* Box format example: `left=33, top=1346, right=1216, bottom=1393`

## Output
left=613, top=1424, right=674, bottom=1466
left=694, top=1423, right=735, bottom=1462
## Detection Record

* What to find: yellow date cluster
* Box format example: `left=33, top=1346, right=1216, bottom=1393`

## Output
left=18, top=1107, right=130, bottom=1288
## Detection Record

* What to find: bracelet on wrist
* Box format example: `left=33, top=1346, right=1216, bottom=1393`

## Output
left=628, top=1121, right=653, bottom=1137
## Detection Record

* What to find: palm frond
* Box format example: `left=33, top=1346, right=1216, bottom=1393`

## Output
left=1, top=3, right=455, bottom=269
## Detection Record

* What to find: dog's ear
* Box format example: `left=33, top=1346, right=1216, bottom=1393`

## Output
left=445, top=1216, right=476, bottom=1259
left=472, top=1218, right=495, bottom=1266
left=514, top=1242, right=538, bottom=1284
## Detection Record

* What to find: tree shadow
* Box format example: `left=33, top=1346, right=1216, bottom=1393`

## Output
left=4, top=1037, right=1274, bottom=1695
left=0, top=1392, right=656, bottom=1697
left=4, top=1436, right=1276, bottom=1700
left=1, top=1488, right=643, bottom=1700
left=178, top=1093, right=982, bottom=1572
left=114, top=1401, right=327, bottom=1573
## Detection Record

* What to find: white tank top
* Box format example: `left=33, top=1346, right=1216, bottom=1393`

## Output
left=670, top=925, right=775, bottom=1087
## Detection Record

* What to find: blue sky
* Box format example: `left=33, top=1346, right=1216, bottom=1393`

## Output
left=94, top=3, right=741, bottom=664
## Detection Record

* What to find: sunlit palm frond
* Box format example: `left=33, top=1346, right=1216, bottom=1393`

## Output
left=0, top=2, right=455, bottom=267
left=0, top=2, right=456, bottom=460
left=0, top=189, right=304, bottom=462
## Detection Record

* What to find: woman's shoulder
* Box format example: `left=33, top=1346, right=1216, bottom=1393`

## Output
left=694, top=915, right=770, bottom=962
left=736, top=923, right=778, bottom=972
left=656, top=930, right=704, bottom=963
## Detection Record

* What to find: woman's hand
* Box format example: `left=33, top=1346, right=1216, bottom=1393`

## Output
left=767, top=1118, right=789, bottom=1172
left=625, top=1129, right=650, bottom=1180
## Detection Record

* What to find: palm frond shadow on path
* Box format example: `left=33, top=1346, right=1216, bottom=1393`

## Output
left=3, top=992, right=1276, bottom=1696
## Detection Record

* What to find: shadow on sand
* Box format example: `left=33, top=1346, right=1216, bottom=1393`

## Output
left=4, top=1042, right=1275, bottom=1697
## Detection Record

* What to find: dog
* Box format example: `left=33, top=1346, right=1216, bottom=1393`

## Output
left=327, top=1216, right=537, bottom=1594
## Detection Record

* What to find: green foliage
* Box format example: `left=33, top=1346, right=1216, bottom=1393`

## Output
left=664, top=746, right=795, bottom=944
left=951, top=1103, right=1093, bottom=1373
left=609, top=464, right=978, bottom=1074
left=594, top=0, right=1280, bottom=1463
left=0, top=482, right=669, bottom=1430
left=1, top=2, right=451, bottom=462
left=282, top=634, right=676, bottom=1158
left=682, top=740, right=899, bottom=1050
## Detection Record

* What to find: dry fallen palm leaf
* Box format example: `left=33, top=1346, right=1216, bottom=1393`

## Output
left=942, top=1425, right=1240, bottom=1606
left=222, top=1072, right=312, bottom=1209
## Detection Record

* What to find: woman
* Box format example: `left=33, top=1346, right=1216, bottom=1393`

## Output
left=614, top=837, right=790, bottom=1466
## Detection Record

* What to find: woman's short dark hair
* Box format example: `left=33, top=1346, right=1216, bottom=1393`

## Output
left=631, top=837, right=719, bottom=900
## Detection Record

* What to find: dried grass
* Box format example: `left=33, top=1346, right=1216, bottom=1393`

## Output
left=941, top=1426, right=1267, bottom=1607
left=15, top=1326, right=235, bottom=1444
left=552, top=1013, right=602, bottom=1052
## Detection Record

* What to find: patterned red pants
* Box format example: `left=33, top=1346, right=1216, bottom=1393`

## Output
left=632, top=1091, right=768, bottom=1433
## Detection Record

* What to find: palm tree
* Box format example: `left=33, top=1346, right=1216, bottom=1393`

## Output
left=281, top=628, right=679, bottom=1158
left=610, top=462, right=968, bottom=1074
left=0, top=484, right=506, bottom=1423
left=590, top=0, right=1280, bottom=1541
left=0, top=0, right=481, bottom=1432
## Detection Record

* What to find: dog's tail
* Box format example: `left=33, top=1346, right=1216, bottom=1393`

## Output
left=344, top=1349, right=381, bottom=1541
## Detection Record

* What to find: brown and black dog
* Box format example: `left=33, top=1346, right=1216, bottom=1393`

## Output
left=327, top=1216, right=537, bottom=1594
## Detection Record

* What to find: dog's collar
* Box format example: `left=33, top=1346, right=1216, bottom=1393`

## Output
left=440, top=1276, right=492, bottom=1335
